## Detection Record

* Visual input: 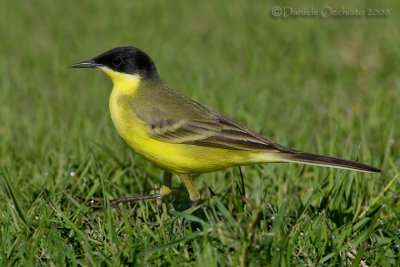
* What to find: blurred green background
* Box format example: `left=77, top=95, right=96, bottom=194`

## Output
left=1, top=0, right=399, bottom=265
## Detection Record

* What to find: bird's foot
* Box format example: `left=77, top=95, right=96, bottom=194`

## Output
left=190, top=199, right=199, bottom=209
left=73, top=193, right=162, bottom=209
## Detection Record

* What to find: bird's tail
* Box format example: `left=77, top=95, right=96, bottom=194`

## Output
left=263, top=151, right=380, bottom=173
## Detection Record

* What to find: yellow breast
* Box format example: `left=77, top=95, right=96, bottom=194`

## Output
left=106, top=69, right=148, bottom=143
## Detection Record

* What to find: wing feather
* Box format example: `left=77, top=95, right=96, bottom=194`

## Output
left=133, top=83, right=291, bottom=152
left=148, top=113, right=291, bottom=152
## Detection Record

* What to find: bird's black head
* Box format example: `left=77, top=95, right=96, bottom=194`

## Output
left=70, top=47, right=160, bottom=80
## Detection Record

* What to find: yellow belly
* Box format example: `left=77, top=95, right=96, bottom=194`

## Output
left=109, top=86, right=259, bottom=173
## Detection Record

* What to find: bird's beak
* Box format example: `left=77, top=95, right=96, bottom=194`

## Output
left=69, top=59, right=103, bottom=69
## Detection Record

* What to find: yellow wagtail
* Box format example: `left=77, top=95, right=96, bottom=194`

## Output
left=70, top=46, right=380, bottom=207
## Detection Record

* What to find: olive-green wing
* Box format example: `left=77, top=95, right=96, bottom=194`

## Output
left=134, top=91, right=289, bottom=152
left=132, top=82, right=291, bottom=152
left=148, top=112, right=291, bottom=152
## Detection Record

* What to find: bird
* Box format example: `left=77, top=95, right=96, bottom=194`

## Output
left=70, top=46, right=380, bottom=208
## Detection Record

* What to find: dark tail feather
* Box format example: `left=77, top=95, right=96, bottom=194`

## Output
left=280, top=152, right=381, bottom=173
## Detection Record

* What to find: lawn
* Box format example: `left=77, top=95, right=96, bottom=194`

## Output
left=0, top=0, right=399, bottom=265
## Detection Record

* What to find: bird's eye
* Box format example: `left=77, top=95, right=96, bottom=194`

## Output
left=112, top=57, right=123, bottom=67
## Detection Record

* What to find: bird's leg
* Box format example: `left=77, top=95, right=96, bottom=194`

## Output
left=179, top=173, right=200, bottom=208
left=157, top=171, right=172, bottom=206
left=74, top=193, right=163, bottom=209
left=74, top=171, right=173, bottom=209
left=178, top=173, right=200, bottom=227
left=108, top=194, right=162, bottom=208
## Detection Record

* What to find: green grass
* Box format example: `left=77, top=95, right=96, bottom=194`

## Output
left=1, top=0, right=399, bottom=265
